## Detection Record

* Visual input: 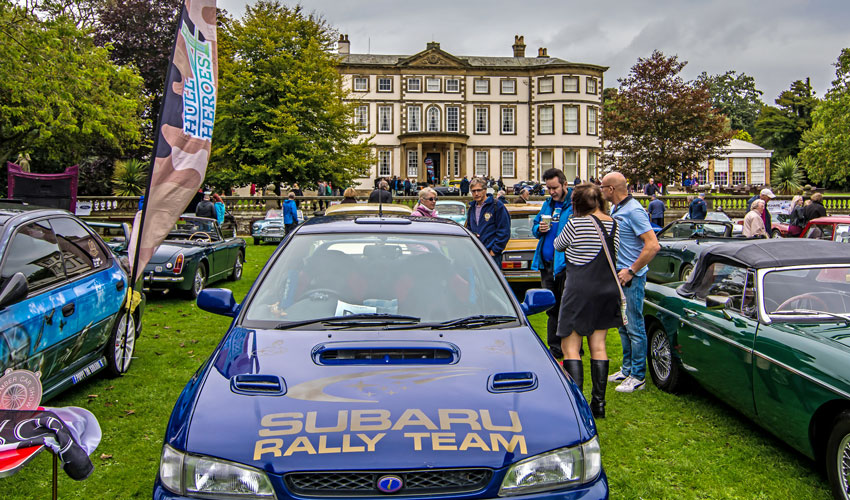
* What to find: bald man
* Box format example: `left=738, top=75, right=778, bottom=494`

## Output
left=600, top=172, right=660, bottom=393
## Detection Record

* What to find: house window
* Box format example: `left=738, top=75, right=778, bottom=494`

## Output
left=474, top=78, right=490, bottom=94
left=587, top=151, right=597, bottom=180
left=732, top=158, right=748, bottom=185
left=538, top=106, right=553, bottom=134
left=538, top=77, right=554, bottom=94
left=474, top=107, right=489, bottom=134
left=407, top=78, right=421, bottom=92
left=446, top=78, right=460, bottom=93
left=446, top=106, right=459, bottom=132
left=539, top=150, right=553, bottom=172
left=564, top=150, right=578, bottom=180
left=563, top=76, right=579, bottom=92
left=378, top=150, right=392, bottom=177
left=453, top=150, right=460, bottom=177
left=407, top=150, right=418, bottom=177
left=563, top=105, right=579, bottom=134
left=426, top=78, right=441, bottom=92
left=732, top=171, right=747, bottom=185
left=501, top=79, right=516, bottom=95
left=354, top=105, right=368, bottom=133
left=586, top=77, right=598, bottom=94
left=587, top=107, right=598, bottom=135
left=501, top=107, right=515, bottom=134
left=353, top=76, right=368, bottom=92
left=475, top=150, right=488, bottom=176
left=427, top=106, right=441, bottom=132
left=378, top=105, right=392, bottom=133
left=751, top=158, right=766, bottom=184
left=501, top=150, right=515, bottom=178
left=698, top=170, right=708, bottom=185
left=407, top=105, right=421, bottom=132
left=713, top=171, right=728, bottom=185
left=378, top=77, right=392, bottom=92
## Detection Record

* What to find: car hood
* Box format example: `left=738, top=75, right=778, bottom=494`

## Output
left=504, top=239, right=536, bottom=252
left=147, top=243, right=194, bottom=265
left=185, top=326, right=591, bottom=473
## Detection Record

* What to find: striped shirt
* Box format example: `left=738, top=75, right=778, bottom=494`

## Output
left=554, top=216, right=620, bottom=266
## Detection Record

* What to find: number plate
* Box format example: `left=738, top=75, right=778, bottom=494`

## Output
left=265, top=237, right=281, bottom=242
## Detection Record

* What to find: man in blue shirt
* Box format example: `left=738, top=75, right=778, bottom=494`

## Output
left=688, top=192, right=708, bottom=220
left=647, top=193, right=666, bottom=228
left=601, top=172, right=660, bottom=393
left=283, top=192, right=298, bottom=234
left=531, top=169, right=572, bottom=360
left=466, top=177, right=510, bottom=265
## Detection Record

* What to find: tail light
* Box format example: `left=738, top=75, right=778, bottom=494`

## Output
left=173, top=254, right=184, bottom=274
left=501, top=261, right=528, bottom=270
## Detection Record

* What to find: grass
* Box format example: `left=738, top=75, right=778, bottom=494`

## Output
left=3, top=241, right=831, bottom=499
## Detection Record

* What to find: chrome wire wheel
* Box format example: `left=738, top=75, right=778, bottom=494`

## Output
left=192, top=266, right=205, bottom=296
left=839, top=434, right=850, bottom=499
left=650, top=330, right=672, bottom=383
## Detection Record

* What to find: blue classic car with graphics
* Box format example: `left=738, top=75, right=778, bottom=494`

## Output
left=0, top=204, right=141, bottom=402
left=154, top=216, right=607, bottom=499
left=143, top=216, right=246, bottom=298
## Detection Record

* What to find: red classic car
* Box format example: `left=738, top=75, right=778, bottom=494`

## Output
left=801, top=216, right=850, bottom=242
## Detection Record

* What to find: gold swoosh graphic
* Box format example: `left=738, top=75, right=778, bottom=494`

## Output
left=287, top=367, right=481, bottom=403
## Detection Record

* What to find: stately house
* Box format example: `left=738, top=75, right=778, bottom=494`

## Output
left=336, top=36, right=607, bottom=186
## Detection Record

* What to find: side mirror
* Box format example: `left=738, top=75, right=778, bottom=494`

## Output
left=198, top=288, right=239, bottom=317
left=521, top=288, right=556, bottom=316
left=0, top=273, right=28, bottom=309
left=706, top=295, right=732, bottom=310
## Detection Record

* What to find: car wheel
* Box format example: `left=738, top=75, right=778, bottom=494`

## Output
left=253, top=237, right=262, bottom=245
left=228, top=252, right=244, bottom=281
left=679, top=263, right=694, bottom=282
left=188, top=264, right=206, bottom=299
left=771, top=229, right=782, bottom=239
left=648, top=324, right=680, bottom=392
left=105, top=311, right=135, bottom=376
left=826, top=411, right=850, bottom=500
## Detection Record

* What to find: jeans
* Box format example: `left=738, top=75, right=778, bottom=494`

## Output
left=617, top=274, right=647, bottom=380
left=540, top=261, right=565, bottom=357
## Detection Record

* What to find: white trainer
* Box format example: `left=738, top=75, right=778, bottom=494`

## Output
left=615, top=376, right=646, bottom=393
left=607, top=369, right=628, bottom=383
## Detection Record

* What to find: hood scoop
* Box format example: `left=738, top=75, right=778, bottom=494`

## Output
left=230, top=374, right=286, bottom=396
left=313, top=341, right=459, bottom=365
left=488, top=372, right=538, bottom=393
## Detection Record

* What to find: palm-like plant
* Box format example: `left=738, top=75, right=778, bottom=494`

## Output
left=112, top=159, right=148, bottom=196
left=771, top=156, right=804, bottom=195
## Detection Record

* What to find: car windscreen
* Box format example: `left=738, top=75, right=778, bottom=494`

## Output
left=763, top=266, right=850, bottom=318
left=171, top=218, right=218, bottom=237
left=243, top=232, right=517, bottom=328
left=660, top=221, right=728, bottom=239
left=704, top=211, right=731, bottom=223
left=437, top=204, right=465, bottom=215
left=510, top=214, right=534, bottom=239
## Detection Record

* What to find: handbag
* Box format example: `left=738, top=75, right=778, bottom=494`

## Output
left=590, top=216, right=629, bottom=326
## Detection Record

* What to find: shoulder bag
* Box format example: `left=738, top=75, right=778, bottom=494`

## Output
left=590, top=216, right=629, bottom=326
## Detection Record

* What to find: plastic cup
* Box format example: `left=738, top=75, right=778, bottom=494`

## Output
left=541, top=214, right=552, bottom=231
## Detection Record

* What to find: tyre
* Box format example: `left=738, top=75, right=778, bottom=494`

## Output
left=679, top=263, right=694, bottom=282
left=772, top=229, right=782, bottom=239
left=826, top=411, right=850, bottom=500
left=187, top=264, right=206, bottom=299
left=228, top=252, right=244, bottom=281
left=648, top=324, right=681, bottom=392
left=105, top=311, right=136, bottom=376
left=253, top=237, right=262, bottom=245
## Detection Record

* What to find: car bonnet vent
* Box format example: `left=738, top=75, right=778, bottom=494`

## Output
left=488, top=372, right=538, bottom=393
left=230, top=374, right=286, bottom=396
left=314, top=342, right=459, bottom=365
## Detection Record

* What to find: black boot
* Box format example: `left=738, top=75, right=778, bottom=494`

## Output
left=562, top=359, right=583, bottom=392
left=590, top=359, right=609, bottom=418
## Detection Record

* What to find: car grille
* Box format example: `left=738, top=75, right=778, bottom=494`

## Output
left=284, top=468, right=492, bottom=497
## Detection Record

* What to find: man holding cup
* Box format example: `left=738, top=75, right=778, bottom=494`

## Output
left=531, top=168, right=573, bottom=360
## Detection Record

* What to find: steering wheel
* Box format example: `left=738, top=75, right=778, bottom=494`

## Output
left=296, top=288, right=340, bottom=302
left=776, top=293, right=829, bottom=312
left=189, top=231, right=212, bottom=241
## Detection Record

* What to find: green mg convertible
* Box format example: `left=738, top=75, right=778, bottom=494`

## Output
left=643, top=239, right=850, bottom=499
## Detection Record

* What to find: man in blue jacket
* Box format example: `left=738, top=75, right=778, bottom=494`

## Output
left=531, top=168, right=573, bottom=359
left=466, top=177, right=510, bottom=265
left=687, top=192, right=708, bottom=220
left=283, top=192, right=299, bottom=234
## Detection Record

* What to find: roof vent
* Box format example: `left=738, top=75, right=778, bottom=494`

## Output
left=314, top=341, right=459, bottom=365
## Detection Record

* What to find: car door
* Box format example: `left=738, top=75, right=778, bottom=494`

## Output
left=676, top=263, right=757, bottom=418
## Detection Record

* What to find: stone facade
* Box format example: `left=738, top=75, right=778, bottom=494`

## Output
left=697, top=139, right=773, bottom=187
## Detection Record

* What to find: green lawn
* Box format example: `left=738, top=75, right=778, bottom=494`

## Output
left=3, top=242, right=831, bottom=499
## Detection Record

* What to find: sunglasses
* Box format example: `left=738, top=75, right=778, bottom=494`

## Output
left=424, top=197, right=437, bottom=202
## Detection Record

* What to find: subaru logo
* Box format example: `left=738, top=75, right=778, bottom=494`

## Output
left=376, top=474, right=403, bottom=493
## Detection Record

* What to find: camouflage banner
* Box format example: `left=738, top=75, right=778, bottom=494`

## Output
left=129, top=0, right=218, bottom=281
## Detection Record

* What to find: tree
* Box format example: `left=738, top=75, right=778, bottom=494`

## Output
left=696, top=70, right=764, bottom=135
left=111, top=158, right=147, bottom=196
left=799, top=49, right=850, bottom=189
left=0, top=1, right=145, bottom=169
left=601, top=50, right=733, bottom=186
left=753, top=79, right=818, bottom=160
left=210, top=1, right=372, bottom=190
left=771, top=157, right=804, bottom=195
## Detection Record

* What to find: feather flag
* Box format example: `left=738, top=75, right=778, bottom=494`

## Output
left=128, top=0, right=218, bottom=283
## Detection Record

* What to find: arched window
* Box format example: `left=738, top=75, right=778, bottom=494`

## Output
left=427, top=106, right=441, bottom=132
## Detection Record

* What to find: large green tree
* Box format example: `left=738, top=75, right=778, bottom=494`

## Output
left=695, top=70, right=764, bottom=135
left=601, top=50, right=733, bottom=185
left=752, top=79, right=818, bottom=160
left=210, top=1, right=371, bottom=190
left=0, top=1, right=145, bottom=169
left=799, top=49, right=850, bottom=188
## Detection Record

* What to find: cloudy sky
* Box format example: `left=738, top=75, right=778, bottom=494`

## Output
left=219, top=0, right=848, bottom=103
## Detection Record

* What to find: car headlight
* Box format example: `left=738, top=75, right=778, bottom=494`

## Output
left=499, top=436, right=601, bottom=496
left=160, top=444, right=276, bottom=498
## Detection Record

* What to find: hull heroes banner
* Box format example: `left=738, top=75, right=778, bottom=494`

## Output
left=129, top=0, right=218, bottom=280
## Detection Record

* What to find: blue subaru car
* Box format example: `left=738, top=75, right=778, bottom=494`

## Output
left=0, top=204, right=140, bottom=403
left=154, top=216, right=607, bottom=499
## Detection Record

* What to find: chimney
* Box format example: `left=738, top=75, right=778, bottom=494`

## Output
left=337, top=34, right=350, bottom=55
left=512, top=35, right=526, bottom=57
left=537, top=47, right=548, bottom=58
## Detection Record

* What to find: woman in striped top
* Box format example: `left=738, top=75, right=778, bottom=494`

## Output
left=553, top=183, right=621, bottom=418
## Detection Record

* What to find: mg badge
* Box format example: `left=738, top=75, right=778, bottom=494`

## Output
left=376, top=474, right=403, bottom=494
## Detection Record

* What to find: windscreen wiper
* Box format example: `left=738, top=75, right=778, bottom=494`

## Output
left=275, top=314, right=420, bottom=330
left=387, top=314, right=518, bottom=330
left=770, top=309, right=850, bottom=325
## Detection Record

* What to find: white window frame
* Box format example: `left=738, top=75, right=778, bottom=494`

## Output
left=564, top=150, right=578, bottom=180
left=587, top=107, right=598, bottom=136
left=751, top=158, right=766, bottom=184
left=563, top=105, right=579, bottom=134
left=453, top=150, right=460, bottom=177
left=588, top=151, right=597, bottom=179
left=586, top=77, right=598, bottom=95
left=407, top=150, right=418, bottom=177
left=378, top=105, right=392, bottom=133
left=538, top=77, right=554, bottom=94
left=539, top=150, right=553, bottom=172
left=501, top=107, right=515, bottom=134
left=354, top=105, right=368, bottom=133
left=474, top=107, right=489, bottom=134
left=407, top=105, right=421, bottom=133
left=427, top=106, right=441, bottom=132
left=538, top=106, right=554, bottom=134
left=446, top=106, right=459, bottom=132
left=563, top=76, right=579, bottom=93
left=474, top=150, right=488, bottom=177
left=378, top=150, right=392, bottom=177
left=501, top=78, right=516, bottom=95
left=473, top=78, right=490, bottom=94
left=353, top=76, right=368, bottom=92
left=501, top=150, right=516, bottom=178
left=426, top=77, right=441, bottom=92
left=377, top=77, right=392, bottom=92
left=446, top=78, right=460, bottom=93
left=407, top=77, right=421, bottom=92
